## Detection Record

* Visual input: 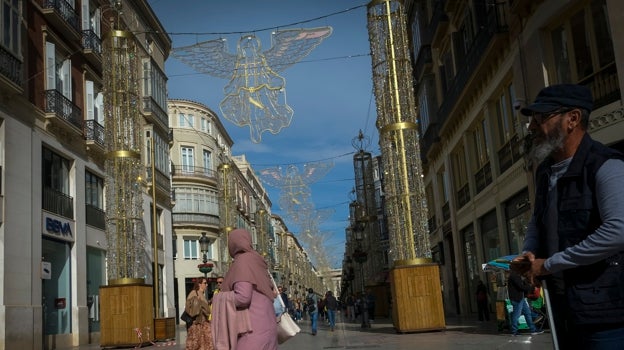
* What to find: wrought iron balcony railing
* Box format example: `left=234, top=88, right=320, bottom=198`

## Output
left=0, top=45, right=22, bottom=87
left=85, top=203, right=105, bottom=229
left=82, top=29, right=102, bottom=54
left=142, top=96, right=169, bottom=129
left=42, top=0, right=80, bottom=33
left=84, top=119, right=104, bottom=147
left=43, top=186, right=74, bottom=219
left=171, top=165, right=217, bottom=181
left=456, top=183, right=470, bottom=209
left=44, top=90, right=83, bottom=130
left=475, top=162, right=492, bottom=194
left=497, top=134, right=523, bottom=174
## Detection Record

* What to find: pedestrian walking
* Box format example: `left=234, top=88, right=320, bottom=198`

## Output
left=507, top=270, right=542, bottom=336
left=325, top=291, right=338, bottom=331
left=184, top=277, right=214, bottom=350
left=211, top=228, right=277, bottom=350
left=306, top=288, right=319, bottom=336
left=346, top=294, right=355, bottom=321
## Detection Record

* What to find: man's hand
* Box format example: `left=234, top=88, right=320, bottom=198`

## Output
left=512, top=253, right=550, bottom=285
left=530, top=258, right=550, bottom=278
left=510, top=254, right=532, bottom=274
left=520, top=252, right=535, bottom=262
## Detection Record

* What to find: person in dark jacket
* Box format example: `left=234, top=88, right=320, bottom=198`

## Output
left=475, top=280, right=490, bottom=322
left=517, top=84, right=624, bottom=348
left=306, top=288, right=319, bottom=335
left=507, top=270, right=541, bottom=336
left=278, top=285, right=290, bottom=315
left=325, top=291, right=338, bottom=331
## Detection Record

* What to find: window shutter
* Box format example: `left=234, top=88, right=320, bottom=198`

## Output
left=61, top=59, right=71, bottom=98
left=86, top=80, right=95, bottom=119
left=94, top=9, right=101, bottom=37
left=95, top=92, right=104, bottom=124
left=45, top=42, right=56, bottom=90
left=81, top=0, right=90, bottom=30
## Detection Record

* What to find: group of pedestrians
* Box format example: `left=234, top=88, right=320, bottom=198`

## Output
left=184, top=228, right=280, bottom=350
left=342, top=290, right=376, bottom=326
left=182, top=227, right=349, bottom=349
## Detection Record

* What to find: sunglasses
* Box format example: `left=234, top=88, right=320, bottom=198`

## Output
left=530, top=108, right=573, bottom=124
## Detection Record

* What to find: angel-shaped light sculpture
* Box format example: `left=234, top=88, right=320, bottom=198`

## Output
left=172, top=27, right=333, bottom=143
left=258, top=161, right=334, bottom=213
left=259, top=161, right=335, bottom=271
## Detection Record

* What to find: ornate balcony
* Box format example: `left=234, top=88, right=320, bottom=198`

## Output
left=82, top=29, right=102, bottom=68
left=145, top=166, right=171, bottom=197
left=44, top=89, right=83, bottom=133
left=142, top=96, right=169, bottom=131
left=172, top=212, right=220, bottom=227
left=42, top=0, right=81, bottom=43
left=84, top=119, right=105, bottom=155
left=0, top=46, right=22, bottom=89
left=171, top=164, right=218, bottom=184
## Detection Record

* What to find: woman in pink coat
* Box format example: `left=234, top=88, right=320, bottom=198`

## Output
left=212, top=228, right=277, bottom=349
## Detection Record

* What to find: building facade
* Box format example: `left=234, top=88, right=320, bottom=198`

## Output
left=168, top=98, right=232, bottom=320
left=168, top=99, right=292, bottom=321
left=0, top=0, right=173, bottom=348
left=407, top=0, right=623, bottom=317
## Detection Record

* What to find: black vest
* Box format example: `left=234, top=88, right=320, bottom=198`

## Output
left=533, top=133, right=624, bottom=325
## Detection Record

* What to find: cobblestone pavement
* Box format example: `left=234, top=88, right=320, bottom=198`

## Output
left=63, top=312, right=554, bottom=350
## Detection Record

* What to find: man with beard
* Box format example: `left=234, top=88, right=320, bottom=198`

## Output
left=516, top=84, right=624, bottom=349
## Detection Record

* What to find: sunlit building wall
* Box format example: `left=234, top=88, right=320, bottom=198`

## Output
left=0, top=0, right=171, bottom=348
left=407, top=0, right=623, bottom=317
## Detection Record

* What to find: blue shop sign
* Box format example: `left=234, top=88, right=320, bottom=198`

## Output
left=42, top=213, right=75, bottom=241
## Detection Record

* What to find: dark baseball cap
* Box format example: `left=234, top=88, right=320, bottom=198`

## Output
left=521, top=84, right=593, bottom=116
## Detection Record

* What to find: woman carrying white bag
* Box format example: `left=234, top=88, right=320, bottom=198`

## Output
left=269, top=273, right=300, bottom=344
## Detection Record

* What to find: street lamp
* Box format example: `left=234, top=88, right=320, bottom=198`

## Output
left=198, top=232, right=213, bottom=280
left=351, top=213, right=370, bottom=329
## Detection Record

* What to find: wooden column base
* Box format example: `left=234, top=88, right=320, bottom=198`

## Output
left=154, top=317, right=176, bottom=340
left=100, top=283, right=154, bottom=347
left=390, top=262, right=445, bottom=333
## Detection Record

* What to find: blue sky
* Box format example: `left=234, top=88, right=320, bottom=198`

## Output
left=148, top=0, right=378, bottom=267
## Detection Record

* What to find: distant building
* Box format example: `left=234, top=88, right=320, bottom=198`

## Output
left=168, top=98, right=234, bottom=316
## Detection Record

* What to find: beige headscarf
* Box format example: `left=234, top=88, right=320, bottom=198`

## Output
left=221, top=228, right=274, bottom=301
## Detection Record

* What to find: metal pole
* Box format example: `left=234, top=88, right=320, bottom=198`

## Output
left=151, top=136, right=160, bottom=318
left=541, top=280, right=558, bottom=350
left=360, top=263, right=369, bottom=328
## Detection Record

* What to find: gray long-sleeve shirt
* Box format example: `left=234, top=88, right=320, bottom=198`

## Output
left=523, top=159, right=624, bottom=273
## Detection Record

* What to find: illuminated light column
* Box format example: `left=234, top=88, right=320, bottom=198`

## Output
left=103, top=29, right=147, bottom=284
left=99, top=7, right=158, bottom=346
left=218, top=163, right=236, bottom=265
left=256, top=208, right=268, bottom=258
left=367, top=0, right=444, bottom=332
left=367, top=0, right=430, bottom=263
